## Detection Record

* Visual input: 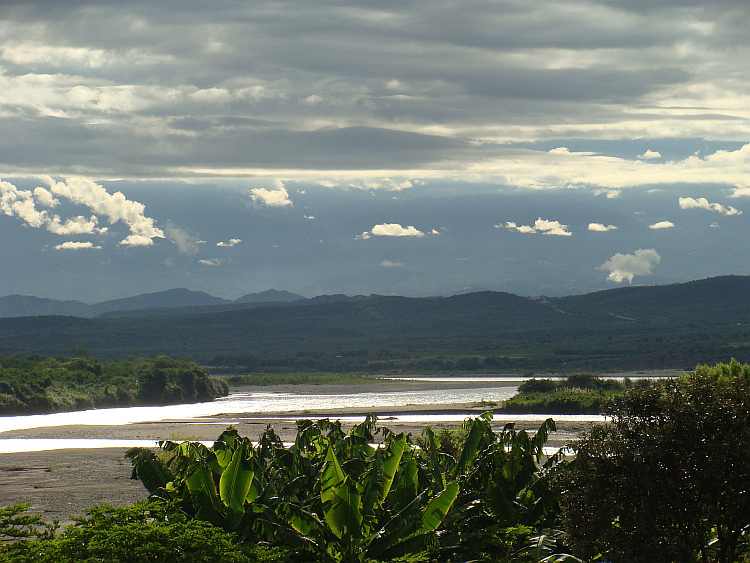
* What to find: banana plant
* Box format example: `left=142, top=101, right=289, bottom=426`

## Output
left=276, top=430, right=459, bottom=563
left=126, top=426, right=258, bottom=531
left=435, top=413, right=569, bottom=561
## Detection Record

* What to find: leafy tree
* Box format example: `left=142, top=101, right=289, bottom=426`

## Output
left=0, top=502, right=251, bottom=563
left=0, top=503, right=57, bottom=541
left=560, top=360, right=750, bottom=563
left=427, top=414, right=572, bottom=562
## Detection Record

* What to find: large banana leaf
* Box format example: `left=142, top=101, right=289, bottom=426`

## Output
left=186, top=462, right=222, bottom=524
left=391, top=458, right=419, bottom=511
left=419, top=481, right=459, bottom=533
left=421, top=427, right=447, bottom=492
left=455, top=415, right=492, bottom=476
left=219, top=445, right=255, bottom=525
left=125, top=448, right=174, bottom=495
left=325, top=476, right=363, bottom=540
left=321, top=442, right=346, bottom=505
left=361, top=434, right=408, bottom=514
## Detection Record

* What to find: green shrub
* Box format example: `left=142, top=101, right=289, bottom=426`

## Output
left=0, top=502, right=251, bottom=563
left=517, top=378, right=556, bottom=393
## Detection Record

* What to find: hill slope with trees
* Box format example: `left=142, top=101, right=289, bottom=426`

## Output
left=0, top=276, right=748, bottom=372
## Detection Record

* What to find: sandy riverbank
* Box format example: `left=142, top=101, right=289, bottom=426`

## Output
left=0, top=378, right=600, bottom=526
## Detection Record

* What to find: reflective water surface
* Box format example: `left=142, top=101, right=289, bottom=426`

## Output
left=0, top=387, right=522, bottom=433
left=0, top=376, right=628, bottom=451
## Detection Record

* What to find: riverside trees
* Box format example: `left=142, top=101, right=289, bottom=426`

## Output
left=560, top=360, right=750, bottom=563
left=0, top=354, right=228, bottom=415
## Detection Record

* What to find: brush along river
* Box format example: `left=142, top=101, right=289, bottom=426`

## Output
left=0, top=372, right=679, bottom=523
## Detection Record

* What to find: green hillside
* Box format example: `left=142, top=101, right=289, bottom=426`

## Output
left=1, top=276, right=749, bottom=373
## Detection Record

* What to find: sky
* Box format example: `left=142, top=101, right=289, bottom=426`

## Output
left=1, top=0, right=749, bottom=302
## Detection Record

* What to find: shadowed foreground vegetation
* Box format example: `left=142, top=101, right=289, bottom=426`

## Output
left=3, top=361, right=750, bottom=562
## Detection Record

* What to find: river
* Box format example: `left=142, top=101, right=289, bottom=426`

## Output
left=0, top=373, right=678, bottom=452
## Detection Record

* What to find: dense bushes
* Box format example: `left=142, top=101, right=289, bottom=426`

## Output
left=0, top=354, right=228, bottom=415
left=124, top=414, right=569, bottom=563
left=559, top=359, right=750, bottom=563
left=0, top=502, right=256, bottom=563
left=501, top=374, right=637, bottom=414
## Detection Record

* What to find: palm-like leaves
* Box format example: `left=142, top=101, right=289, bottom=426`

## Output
left=128, top=415, right=568, bottom=563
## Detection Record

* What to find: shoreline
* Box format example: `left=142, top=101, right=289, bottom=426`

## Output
left=0, top=375, right=638, bottom=524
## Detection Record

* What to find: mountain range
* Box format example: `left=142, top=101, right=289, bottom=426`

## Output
left=1, top=275, right=749, bottom=372
left=0, top=288, right=306, bottom=319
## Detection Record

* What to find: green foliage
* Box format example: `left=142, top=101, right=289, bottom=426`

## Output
left=518, top=378, right=558, bottom=394
left=126, top=417, right=573, bottom=563
left=127, top=417, right=458, bottom=561
left=3, top=416, right=569, bottom=563
left=0, top=503, right=57, bottom=541
left=433, top=414, right=571, bottom=562
left=560, top=361, right=750, bottom=563
left=688, top=357, right=750, bottom=386
left=0, top=354, right=228, bottom=415
left=504, top=375, right=630, bottom=414
left=0, top=502, right=251, bottom=563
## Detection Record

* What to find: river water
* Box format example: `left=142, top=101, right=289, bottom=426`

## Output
left=1, top=373, right=677, bottom=452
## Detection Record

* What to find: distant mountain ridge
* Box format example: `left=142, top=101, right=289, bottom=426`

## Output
left=2, top=275, right=749, bottom=323
left=1, top=275, right=749, bottom=370
left=0, top=288, right=306, bottom=319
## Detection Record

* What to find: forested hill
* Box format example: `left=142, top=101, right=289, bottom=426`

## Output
left=551, top=275, right=750, bottom=322
left=1, top=275, right=749, bottom=372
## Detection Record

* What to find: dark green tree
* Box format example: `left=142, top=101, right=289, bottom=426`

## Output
left=560, top=360, right=750, bottom=563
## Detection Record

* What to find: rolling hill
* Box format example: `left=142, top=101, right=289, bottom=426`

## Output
left=1, top=276, right=748, bottom=372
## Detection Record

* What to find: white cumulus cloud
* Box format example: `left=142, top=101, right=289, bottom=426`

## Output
left=678, top=197, right=742, bottom=216
left=359, top=223, right=426, bottom=240
left=380, top=260, right=404, bottom=268
left=217, top=238, right=241, bottom=247
left=198, top=258, right=222, bottom=266
left=1, top=180, right=104, bottom=237
left=648, top=221, right=675, bottom=229
left=2, top=176, right=166, bottom=247
left=54, top=241, right=101, bottom=250
left=33, top=187, right=59, bottom=208
left=600, top=249, right=661, bottom=283
left=249, top=181, right=293, bottom=207
left=120, top=234, right=157, bottom=247
left=588, top=223, right=617, bottom=232
left=43, top=177, right=165, bottom=244
left=638, top=150, right=662, bottom=160
left=592, top=188, right=622, bottom=199
left=504, top=218, right=572, bottom=236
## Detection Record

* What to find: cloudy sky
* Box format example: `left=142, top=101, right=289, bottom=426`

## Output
left=1, top=0, right=749, bottom=302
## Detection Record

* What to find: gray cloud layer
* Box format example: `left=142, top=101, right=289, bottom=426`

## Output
left=0, top=0, right=748, bottom=182
left=2, top=1, right=750, bottom=301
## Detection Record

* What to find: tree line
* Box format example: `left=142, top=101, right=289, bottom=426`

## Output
left=0, top=354, right=228, bottom=415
